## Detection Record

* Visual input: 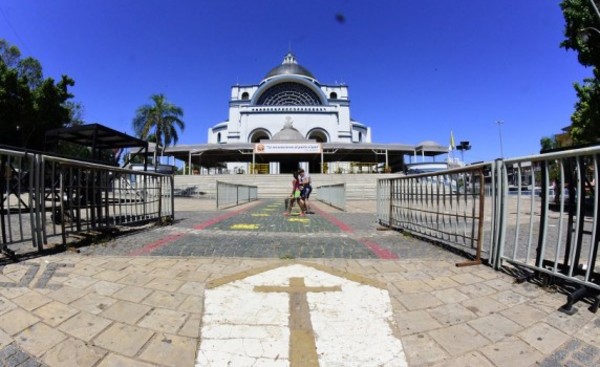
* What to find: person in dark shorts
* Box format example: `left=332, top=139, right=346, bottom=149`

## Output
left=299, top=168, right=313, bottom=214
left=284, top=170, right=306, bottom=216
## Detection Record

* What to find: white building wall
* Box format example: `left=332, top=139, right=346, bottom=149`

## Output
left=207, top=61, right=371, bottom=145
left=242, top=113, right=342, bottom=142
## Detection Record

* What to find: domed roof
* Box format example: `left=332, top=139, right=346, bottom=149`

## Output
left=271, top=118, right=306, bottom=141
left=264, top=52, right=316, bottom=80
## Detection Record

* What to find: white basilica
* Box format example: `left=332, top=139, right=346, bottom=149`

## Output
left=207, top=52, right=371, bottom=146
left=157, top=52, right=448, bottom=175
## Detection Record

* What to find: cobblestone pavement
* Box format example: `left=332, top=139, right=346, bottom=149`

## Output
left=0, top=199, right=598, bottom=366
left=79, top=199, right=458, bottom=261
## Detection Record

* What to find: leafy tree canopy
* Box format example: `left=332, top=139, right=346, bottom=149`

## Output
left=0, top=39, right=76, bottom=150
left=560, top=0, right=600, bottom=145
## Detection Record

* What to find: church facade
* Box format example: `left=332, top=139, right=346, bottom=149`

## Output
left=207, top=52, right=371, bottom=146
left=157, top=52, right=448, bottom=175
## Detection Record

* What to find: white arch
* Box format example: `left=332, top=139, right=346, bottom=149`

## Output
left=306, top=128, right=330, bottom=143
left=248, top=128, right=272, bottom=143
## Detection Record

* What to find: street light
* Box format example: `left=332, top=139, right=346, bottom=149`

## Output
left=578, top=27, right=600, bottom=43
left=496, top=120, right=504, bottom=158
left=456, top=140, right=471, bottom=163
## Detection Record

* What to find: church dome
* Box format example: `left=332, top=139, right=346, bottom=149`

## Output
left=271, top=119, right=306, bottom=141
left=264, top=52, right=316, bottom=80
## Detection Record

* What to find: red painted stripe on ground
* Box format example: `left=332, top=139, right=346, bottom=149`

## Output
left=129, top=201, right=260, bottom=256
left=311, top=206, right=354, bottom=233
left=193, top=205, right=252, bottom=230
left=360, top=239, right=399, bottom=260
left=312, top=205, right=398, bottom=259
left=129, top=233, right=185, bottom=256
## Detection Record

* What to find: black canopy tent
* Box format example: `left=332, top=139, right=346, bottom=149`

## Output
left=45, top=123, right=148, bottom=169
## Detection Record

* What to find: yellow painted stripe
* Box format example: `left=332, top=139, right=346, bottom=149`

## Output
left=230, top=224, right=259, bottom=230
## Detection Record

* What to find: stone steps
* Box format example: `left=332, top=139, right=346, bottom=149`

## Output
left=173, top=173, right=399, bottom=199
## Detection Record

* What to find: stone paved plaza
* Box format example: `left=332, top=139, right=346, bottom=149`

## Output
left=0, top=198, right=598, bottom=366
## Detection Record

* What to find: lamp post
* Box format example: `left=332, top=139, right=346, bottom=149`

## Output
left=496, top=120, right=504, bottom=158
left=456, top=140, right=471, bottom=163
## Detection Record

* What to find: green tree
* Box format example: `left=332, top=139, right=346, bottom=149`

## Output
left=560, top=0, right=600, bottom=144
left=540, top=136, right=560, bottom=152
left=570, top=68, right=600, bottom=141
left=0, top=39, right=75, bottom=150
left=132, top=94, right=185, bottom=163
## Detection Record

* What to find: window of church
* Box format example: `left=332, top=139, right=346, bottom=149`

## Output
left=330, top=92, right=338, bottom=99
left=250, top=129, right=270, bottom=143
left=308, top=129, right=328, bottom=143
left=257, top=82, right=323, bottom=106
left=241, top=92, right=249, bottom=100
left=217, top=132, right=221, bottom=143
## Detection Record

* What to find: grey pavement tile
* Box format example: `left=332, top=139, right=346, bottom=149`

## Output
left=428, top=323, right=490, bottom=356
left=3, top=199, right=600, bottom=367
left=480, top=337, right=543, bottom=367
left=42, top=338, right=106, bottom=367
left=428, top=303, right=478, bottom=326
left=517, top=322, right=570, bottom=354
left=402, top=333, right=448, bottom=366
left=468, top=313, right=523, bottom=342
left=0, top=343, right=46, bottom=367
left=57, top=311, right=112, bottom=342
left=538, top=338, right=600, bottom=367
left=500, top=303, right=551, bottom=327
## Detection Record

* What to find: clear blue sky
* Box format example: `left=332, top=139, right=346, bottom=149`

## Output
left=0, top=0, right=590, bottom=162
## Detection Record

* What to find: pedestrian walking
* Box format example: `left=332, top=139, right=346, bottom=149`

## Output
left=299, top=168, right=313, bottom=214
left=284, top=170, right=306, bottom=216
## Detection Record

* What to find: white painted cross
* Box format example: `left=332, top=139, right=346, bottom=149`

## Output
left=196, top=264, right=407, bottom=367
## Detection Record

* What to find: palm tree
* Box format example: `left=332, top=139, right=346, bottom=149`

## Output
left=133, top=94, right=185, bottom=166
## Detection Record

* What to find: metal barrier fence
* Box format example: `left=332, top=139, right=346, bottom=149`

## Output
left=0, top=148, right=174, bottom=255
left=495, top=148, right=600, bottom=299
left=377, top=165, right=487, bottom=266
left=315, top=183, right=346, bottom=211
left=377, top=145, right=600, bottom=311
left=216, top=181, right=258, bottom=209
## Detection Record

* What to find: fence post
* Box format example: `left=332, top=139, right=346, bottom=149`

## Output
left=388, top=179, right=394, bottom=228
left=33, top=154, right=44, bottom=251
left=216, top=181, right=220, bottom=209
left=492, top=159, right=505, bottom=270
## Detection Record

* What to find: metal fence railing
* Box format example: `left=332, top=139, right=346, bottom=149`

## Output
left=378, top=165, right=487, bottom=266
left=377, top=145, right=600, bottom=313
left=316, top=183, right=346, bottom=211
left=216, top=181, right=258, bottom=209
left=0, top=148, right=174, bottom=256
left=495, top=148, right=600, bottom=299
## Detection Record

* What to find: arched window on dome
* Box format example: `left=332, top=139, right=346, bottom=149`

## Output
left=249, top=129, right=271, bottom=143
left=217, top=132, right=222, bottom=143
left=241, top=92, right=249, bottom=100
left=257, top=82, right=323, bottom=106
left=329, top=92, right=338, bottom=99
left=307, top=129, right=329, bottom=143
left=358, top=132, right=363, bottom=143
